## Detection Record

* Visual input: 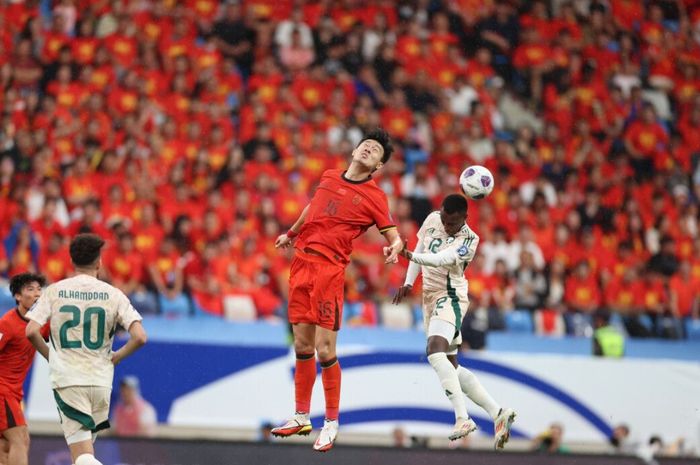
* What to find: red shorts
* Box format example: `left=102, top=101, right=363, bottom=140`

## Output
left=288, top=250, right=345, bottom=331
left=0, top=393, right=25, bottom=432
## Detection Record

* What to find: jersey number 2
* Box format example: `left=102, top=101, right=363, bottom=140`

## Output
left=59, top=305, right=106, bottom=350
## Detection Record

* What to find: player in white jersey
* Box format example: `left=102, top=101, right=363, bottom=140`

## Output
left=393, top=194, right=516, bottom=449
left=25, top=234, right=147, bottom=465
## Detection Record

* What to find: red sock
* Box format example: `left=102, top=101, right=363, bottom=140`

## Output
left=295, top=353, right=316, bottom=413
left=321, top=357, right=341, bottom=420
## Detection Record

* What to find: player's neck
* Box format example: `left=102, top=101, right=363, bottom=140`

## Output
left=74, top=267, right=98, bottom=278
left=16, top=305, right=29, bottom=317
left=345, top=162, right=372, bottom=181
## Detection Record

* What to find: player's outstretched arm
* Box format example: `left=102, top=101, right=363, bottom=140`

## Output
left=382, top=228, right=403, bottom=264
left=275, top=204, right=310, bottom=249
left=26, top=321, right=49, bottom=360
left=111, top=321, right=147, bottom=366
left=405, top=245, right=461, bottom=268
left=394, top=241, right=423, bottom=304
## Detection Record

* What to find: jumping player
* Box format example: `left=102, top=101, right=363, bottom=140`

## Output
left=393, top=194, right=516, bottom=449
left=26, top=234, right=147, bottom=465
left=271, top=128, right=403, bottom=452
left=0, top=273, right=47, bottom=465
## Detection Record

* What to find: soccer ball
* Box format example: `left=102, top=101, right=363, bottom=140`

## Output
left=459, top=165, right=494, bottom=200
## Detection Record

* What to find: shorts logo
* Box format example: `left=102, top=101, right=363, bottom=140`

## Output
left=457, top=245, right=468, bottom=257
left=352, top=195, right=362, bottom=205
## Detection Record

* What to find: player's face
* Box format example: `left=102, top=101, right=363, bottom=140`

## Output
left=15, top=281, right=42, bottom=311
left=352, top=139, right=384, bottom=171
left=440, top=210, right=465, bottom=237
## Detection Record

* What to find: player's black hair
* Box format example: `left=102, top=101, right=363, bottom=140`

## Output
left=360, top=128, right=394, bottom=164
left=442, top=194, right=468, bottom=215
left=10, top=273, right=46, bottom=304
left=70, top=233, right=105, bottom=267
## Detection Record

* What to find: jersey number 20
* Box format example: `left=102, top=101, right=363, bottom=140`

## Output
left=58, top=305, right=106, bottom=350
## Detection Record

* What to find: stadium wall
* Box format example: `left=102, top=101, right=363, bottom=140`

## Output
left=24, top=339, right=700, bottom=452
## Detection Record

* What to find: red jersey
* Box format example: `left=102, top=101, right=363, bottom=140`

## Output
left=296, top=169, right=395, bottom=266
left=0, top=309, right=49, bottom=400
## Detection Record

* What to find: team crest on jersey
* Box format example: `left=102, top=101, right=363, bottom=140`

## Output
left=352, top=195, right=362, bottom=205
left=457, top=245, right=468, bottom=257
left=446, top=237, right=455, bottom=244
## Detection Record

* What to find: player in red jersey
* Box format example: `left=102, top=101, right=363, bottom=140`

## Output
left=0, top=273, right=47, bottom=465
left=271, top=128, right=403, bottom=452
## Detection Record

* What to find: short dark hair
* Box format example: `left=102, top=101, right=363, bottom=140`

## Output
left=361, top=128, right=394, bottom=164
left=70, top=233, right=105, bottom=267
left=442, top=194, right=468, bottom=215
left=9, top=272, right=46, bottom=304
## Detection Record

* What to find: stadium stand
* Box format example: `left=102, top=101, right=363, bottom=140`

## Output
left=0, top=0, right=699, bottom=344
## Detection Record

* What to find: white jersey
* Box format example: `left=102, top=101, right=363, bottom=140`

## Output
left=416, top=211, right=479, bottom=293
left=26, top=274, right=142, bottom=389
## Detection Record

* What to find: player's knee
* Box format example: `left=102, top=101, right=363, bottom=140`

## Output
left=426, top=338, right=448, bottom=356
left=293, top=339, right=314, bottom=354
left=315, top=342, right=336, bottom=362
left=9, top=429, right=29, bottom=448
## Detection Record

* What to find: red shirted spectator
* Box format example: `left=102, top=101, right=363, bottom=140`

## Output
left=605, top=269, right=643, bottom=312
left=72, top=20, right=100, bottom=65
left=636, top=271, right=667, bottom=315
left=669, top=262, right=700, bottom=318
left=148, top=236, right=184, bottom=300
left=624, top=104, right=669, bottom=159
left=102, top=232, right=145, bottom=295
left=564, top=261, right=601, bottom=313
left=186, top=242, right=224, bottom=315
left=39, top=232, right=71, bottom=283
left=103, top=20, right=139, bottom=68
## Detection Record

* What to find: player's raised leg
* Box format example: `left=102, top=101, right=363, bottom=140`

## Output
left=426, top=319, right=476, bottom=441
left=271, top=323, right=315, bottom=437
left=456, top=365, right=516, bottom=449
left=2, top=425, right=30, bottom=465
left=314, top=326, right=340, bottom=452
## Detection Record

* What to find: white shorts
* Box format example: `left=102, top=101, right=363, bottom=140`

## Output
left=53, top=386, right=111, bottom=444
left=423, top=287, right=470, bottom=355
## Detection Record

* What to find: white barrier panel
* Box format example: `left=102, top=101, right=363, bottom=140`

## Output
left=26, top=347, right=700, bottom=452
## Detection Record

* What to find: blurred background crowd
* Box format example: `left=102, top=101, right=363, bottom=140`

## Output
left=0, top=0, right=699, bottom=341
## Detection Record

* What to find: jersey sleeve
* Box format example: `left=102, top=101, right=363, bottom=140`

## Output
left=116, top=292, right=143, bottom=330
left=0, top=318, right=11, bottom=352
left=26, top=288, right=52, bottom=325
left=368, top=190, right=395, bottom=233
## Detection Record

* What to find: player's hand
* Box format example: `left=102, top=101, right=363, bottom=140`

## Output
left=111, top=351, right=123, bottom=366
left=275, top=234, right=292, bottom=249
left=393, top=284, right=412, bottom=304
left=384, top=240, right=404, bottom=264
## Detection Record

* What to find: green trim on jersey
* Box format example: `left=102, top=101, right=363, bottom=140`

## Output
left=53, top=390, right=95, bottom=430
left=446, top=275, right=461, bottom=325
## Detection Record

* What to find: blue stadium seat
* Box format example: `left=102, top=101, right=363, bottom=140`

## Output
left=504, top=310, right=534, bottom=333
left=130, top=291, right=159, bottom=316
left=684, top=319, right=700, bottom=341
left=159, top=293, right=192, bottom=317
left=563, top=312, right=593, bottom=337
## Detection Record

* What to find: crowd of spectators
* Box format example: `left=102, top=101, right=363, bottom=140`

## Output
left=0, top=0, right=699, bottom=339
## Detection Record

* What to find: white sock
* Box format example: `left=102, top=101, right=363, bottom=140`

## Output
left=75, top=454, right=103, bottom=465
left=457, top=366, right=501, bottom=419
left=428, top=352, right=468, bottom=421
